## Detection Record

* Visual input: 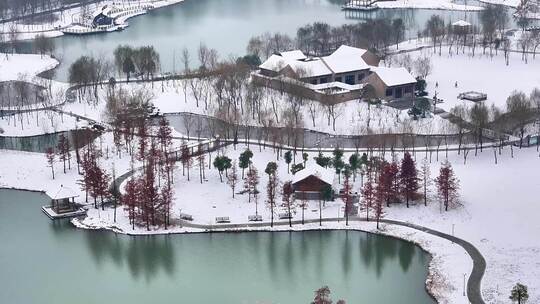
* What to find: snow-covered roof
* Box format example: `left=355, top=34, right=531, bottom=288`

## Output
left=292, top=164, right=334, bottom=186
left=259, top=54, right=288, bottom=72
left=46, top=185, right=79, bottom=200
left=259, top=45, right=371, bottom=78
left=371, top=67, right=416, bottom=87
left=280, top=50, right=307, bottom=61
left=452, top=20, right=471, bottom=27
left=322, top=45, right=370, bottom=74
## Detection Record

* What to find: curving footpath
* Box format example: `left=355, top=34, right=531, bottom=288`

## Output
left=177, top=217, right=486, bottom=304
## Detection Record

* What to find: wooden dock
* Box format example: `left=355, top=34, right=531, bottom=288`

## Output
left=41, top=206, right=87, bottom=220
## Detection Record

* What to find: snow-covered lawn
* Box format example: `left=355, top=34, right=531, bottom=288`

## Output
left=390, top=45, right=540, bottom=114
left=0, top=53, right=58, bottom=83
left=0, top=110, right=88, bottom=136
left=377, top=0, right=484, bottom=11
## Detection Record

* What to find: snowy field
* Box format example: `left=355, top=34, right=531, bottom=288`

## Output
left=377, top=0, right=483, bottom=11
left=389, top=45, right=540, bottom=114
left=0, top=110, right=88, bottom=136
left=0, top=53, right=58, bottom=83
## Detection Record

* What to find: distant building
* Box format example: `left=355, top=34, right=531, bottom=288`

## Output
left=364, top=67, right=417, bottom=100
left=254, top=45, right=416, bottom=103
left=292, top=164, right=334, bottom=200
left=92, top=6, right=114, bottom=28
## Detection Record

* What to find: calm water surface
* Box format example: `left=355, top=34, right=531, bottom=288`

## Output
left=50, top=0, right=487, bottom=80
left=0, top=188, right=435, bottom=304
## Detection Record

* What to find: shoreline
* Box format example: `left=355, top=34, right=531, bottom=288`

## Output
left=71, top=210, right=480, bottom=304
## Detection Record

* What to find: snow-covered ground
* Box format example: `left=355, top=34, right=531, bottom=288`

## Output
left=0, top=53, right=58, bottom=83
left=0, top=110, right=88, bottom=136
left=65, top=80, right=451, bottom=136
left=389, top=45, right=540, bottom=114
left=377, top=0, right=484, bottom=11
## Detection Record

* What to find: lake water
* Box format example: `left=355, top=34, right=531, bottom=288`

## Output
left=0, top=188, right=435, bottom=304
left=49, top=0, right=491, bottom=81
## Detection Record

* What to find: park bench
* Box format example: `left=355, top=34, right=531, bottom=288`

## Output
left=279, top=213, right=292, bottom=219
left=215, top=216, right=230, bottom=223
left=248, top=215, right=262, bottom=222
left=180, top=213, right=193, bottom=221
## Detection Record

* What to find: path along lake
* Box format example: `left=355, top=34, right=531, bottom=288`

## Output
left=0, top=188, right=435, bottom=304
left=48, top=0, right=490, bottom=81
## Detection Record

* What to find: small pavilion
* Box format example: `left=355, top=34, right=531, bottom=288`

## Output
left=452, top=20, right=472, bottom=31
left=46, top=185, right=79, bottom=214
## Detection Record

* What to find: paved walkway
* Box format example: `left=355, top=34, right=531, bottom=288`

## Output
left=178, top=217, right=486, bottom=304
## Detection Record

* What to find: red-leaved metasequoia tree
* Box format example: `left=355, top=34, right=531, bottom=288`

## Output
left=435, top=160, right=460, bottom=211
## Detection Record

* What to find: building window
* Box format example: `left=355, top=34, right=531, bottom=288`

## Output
left=335, top=76, right=342, bottom=83
left=404, top=86, right=412, bottom=93
left=385, top=88, right=393, bottom=97
left=345, top=75, right=355, bottom=85
left=311, top=79, right=318, bottom=85
left=358, top=73, right=365, bottom=81
left=319, top=77, right=329, bottom=84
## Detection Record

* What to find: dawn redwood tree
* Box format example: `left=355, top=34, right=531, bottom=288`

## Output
left=45, top=147, right=55, bottom=179
left=227, top=161, right=239, bottom=198
left=179, top=144, right=190, bottom=179
left=435, top=161, right=460, bottom=211
left=197, top=144, right=206, bottom=184
left=361, top=169, right=375, bottom=221
left=122, top=178, right=140, bottom=230
left=312, top=286, right=332, bottom=304
left=160, top=183, right=174, bottom=229
left=342, top=166, right=353, bottom=226
left=282, top=181, right=295, bottom=227
left=509, top=283, right=529, bottom=304
left=266, top=171, right=279, bottom=227
left=374, top=177, right=385, bottom=229
left=157, top=117, right=173, bottom=154
left=56, top=134, right=71, bottom=173
left=400, top=152, right=419, bottom=208
left=244, top=165, right=259, bottom=204
left=419, top=158, right=432, bottom=206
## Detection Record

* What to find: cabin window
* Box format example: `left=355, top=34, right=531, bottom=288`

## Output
left=310, top=79, right=318, bottom=85
left=345, top=75, right=355, bottom=85
left=358, top=73, right=365, bottom=81
left=335, top=76, right=342, bottom=83
left=319, top=77, right=329, bottom=84
left=404, top=86, right=412, bottom=93
left=385, top=88, right=393, bottom=97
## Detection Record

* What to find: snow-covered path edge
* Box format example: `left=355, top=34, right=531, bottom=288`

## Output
left=72, top=216, right=484, bottom=304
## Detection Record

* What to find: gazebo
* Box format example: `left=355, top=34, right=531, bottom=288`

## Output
left=45, top=185, right=79, bottom=214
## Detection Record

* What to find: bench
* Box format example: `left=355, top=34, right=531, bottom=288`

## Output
left=215, top=216, right=230, bottom=223
left=248, top=215, right=263, bottom=222
left=180, top=213, right=193, bottom=221
left=279, top=213, right=292, bottom=219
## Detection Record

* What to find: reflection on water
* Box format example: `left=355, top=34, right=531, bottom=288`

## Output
left=28, top=0, right=516, bottom=82
left=0, top=128, right=99, bottom=152
left=0, top=188, right=434, bottom=304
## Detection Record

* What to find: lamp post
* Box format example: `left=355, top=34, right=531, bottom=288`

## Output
left=463, top=273, right=467, bottom=296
